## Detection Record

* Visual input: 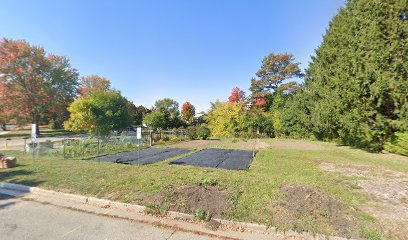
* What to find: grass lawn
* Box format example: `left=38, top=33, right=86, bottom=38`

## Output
left=1, top=139, right=407, bottom=239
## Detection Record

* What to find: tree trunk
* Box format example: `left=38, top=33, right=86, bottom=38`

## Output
left=36, top=123, right=40, bottom=136
left=1, top=124, right=6, bottom=131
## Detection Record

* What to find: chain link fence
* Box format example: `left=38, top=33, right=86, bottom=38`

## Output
left=23, top=129, right=188, bottom=159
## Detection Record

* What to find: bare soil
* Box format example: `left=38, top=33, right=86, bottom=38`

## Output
left=320, top=162, right=408, bottom=239
left=267, top=141, right=323, bottom=151
left=165, top=140, right=222, bottom=149
left=166, top=139, right=323, bottom=151
left=146, top=184, right=231, bottom=219
left=268, top=183, right=360, bottom=238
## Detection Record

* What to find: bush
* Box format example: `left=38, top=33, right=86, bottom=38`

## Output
left=196, top=124, right=210, bottom=140
left=49, top=120, right=57, bottom=130
left=384, top=132, right=408, bottom=156
left=187, top=126, right=198, bottom=140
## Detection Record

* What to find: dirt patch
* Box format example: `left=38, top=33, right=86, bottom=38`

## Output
left=268, top=141, right=323, bottom=151
left=319, top=162, right=374, bottom=178
left=165, top=140, right=222, bottom=149
left=268, top=183, right=359, bottom=238
left=319, top=163, right=408, bottom=238
left=166, top=139, right=323, bottom=151
left=146, top=184, right=231, bottom=219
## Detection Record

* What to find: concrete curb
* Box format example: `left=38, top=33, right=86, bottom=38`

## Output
left=0, top=182, right=351, bottom=240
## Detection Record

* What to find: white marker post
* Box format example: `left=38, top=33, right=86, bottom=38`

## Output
left=31, top=124, right=37, bottom=159
left=137, top=127, right=142, bottom=166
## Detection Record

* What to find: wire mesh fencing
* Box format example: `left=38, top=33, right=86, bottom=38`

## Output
left=24, top=129, right=188, bottom=159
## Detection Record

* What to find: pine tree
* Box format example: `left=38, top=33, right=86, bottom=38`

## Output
left=306, top=0, right=408, bottom=150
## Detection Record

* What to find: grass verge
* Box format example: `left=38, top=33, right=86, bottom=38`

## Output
left=1, top=139, right=407, bottom=239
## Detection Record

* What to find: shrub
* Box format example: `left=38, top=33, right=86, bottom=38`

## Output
left=196, top=124, right=210, bottom=140
left=384, top=132, right=408, bottom=156
left=187, top=126, right=198, bottom=140
left=49, top=120, right=57, bottom=130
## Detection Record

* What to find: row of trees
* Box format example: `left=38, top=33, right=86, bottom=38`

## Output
left=0, top=39, right=172, bottom=136
left=142, top=98, right=198, bottom=129
left=208, top=0, right=407, bottom=152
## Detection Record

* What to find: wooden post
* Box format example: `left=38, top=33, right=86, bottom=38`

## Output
left=97, top=131, right=100, bottom=154
left=62, top=139, right=66, bottom=159
left=149, top=130, right=153, bottom=147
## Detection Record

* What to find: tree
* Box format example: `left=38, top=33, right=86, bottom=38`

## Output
left=153, top=98, right=182, bottom=129
left=47, top=55, right=80, bottom=128
left=280, top=92, right=312, bottom=138
left=64, top=90, right=131, bottom=136
left=79, top=75, right=111, bottom=98
left=228, top=87, right=247, bottom=105
left=143, top=111, right=167, bottom=129
left=249, top=52, right=303, bottom=110
left=181, top=102, right=196, bottom=124
left=127, top=102, right=151, bottom=126
left=243, top=108, right=274, bottom=136
left=305, top=0, right=408, bottom=150
left=0, top=38, right=79, bottom=135
left=0, top=84, right=13, bottom=130
left=207, top=101, right=246, bottom=137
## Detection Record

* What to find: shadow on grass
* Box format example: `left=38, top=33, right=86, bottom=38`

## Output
left=0, top=169, right=45, bottom=187
left=0, top=169, right=45, bottom=209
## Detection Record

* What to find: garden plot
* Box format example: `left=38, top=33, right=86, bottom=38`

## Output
left=170, top=148, right=255, bottom=170
left=90, top=148, right=191, bottom=165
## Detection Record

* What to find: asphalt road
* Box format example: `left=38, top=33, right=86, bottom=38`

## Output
left=0, top=137, right=63, bottom=151
left=0, top=193, right=214, bottom=240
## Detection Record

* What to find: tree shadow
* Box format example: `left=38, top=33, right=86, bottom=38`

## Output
left=0, top=169, right=45, bottom=210
left=0, top=169, right=45, bottom=187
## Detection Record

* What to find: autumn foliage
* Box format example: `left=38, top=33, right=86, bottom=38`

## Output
left=228, top=87, right=246, bottom=105
left=181, top=102, right=196, bottom=123
left=0, top=38, right=79, bottom=133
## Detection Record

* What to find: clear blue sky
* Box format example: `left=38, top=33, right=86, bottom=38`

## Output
left=0, top=0, right=345, bottom=112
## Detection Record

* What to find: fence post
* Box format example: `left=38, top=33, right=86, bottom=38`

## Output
left=62, top=139, right=65, bottom=159
left=149, top=130, right=153, bottom=146
left=82, top=139, right=85, bottom=159
left=97, top=132, right=100, bottom=154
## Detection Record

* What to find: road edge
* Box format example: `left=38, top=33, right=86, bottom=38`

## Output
left=0, top=182, right=349, bottom=240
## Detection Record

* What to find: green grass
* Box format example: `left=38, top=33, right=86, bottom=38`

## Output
left=1, top=139, right=407, bottom=239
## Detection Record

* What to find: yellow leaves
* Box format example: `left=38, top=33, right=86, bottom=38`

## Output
left=207, top=102, right=246, bottom=137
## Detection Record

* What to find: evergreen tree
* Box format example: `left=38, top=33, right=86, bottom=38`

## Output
left=305, top=0, right=408, bottom=150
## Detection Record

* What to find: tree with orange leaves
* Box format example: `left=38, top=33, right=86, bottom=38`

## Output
left=181, top=102, right=196, bottom=124
left=0, top=38, right=79, bottom=134
left=79, top=75, right=111, bottom=98
left=228, top=87, right=247, bottom=107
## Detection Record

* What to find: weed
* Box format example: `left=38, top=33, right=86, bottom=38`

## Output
left=198, top=177, right=218, bottom=187
left=195, top=209, right=212, bottom=221
left=146, top=204, right=169, bottom=216
left=360, top=228, right=383, bottom=240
